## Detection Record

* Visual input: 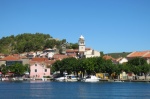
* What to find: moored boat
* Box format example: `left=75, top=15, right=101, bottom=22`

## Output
left=55, top=75, right=78, bottom=82
left=82, top=75, right=100, bottom=82
left=65, top=75, right=78, bottom=82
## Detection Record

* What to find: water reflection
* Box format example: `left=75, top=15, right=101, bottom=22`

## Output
left=29, top=81, right=53, bottom=98
left=0, top=81, right=150, bottom=99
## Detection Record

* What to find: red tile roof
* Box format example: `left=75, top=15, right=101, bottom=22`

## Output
left=31, top=57, right=49, bottom=62
left=45, top=60, right=56, bottom=65
left=116, top=57, right=123, bottom=62
left=143, top=53, right=150, bottom=58
left=103, top=55, right=115, bottom=60
left=53, top=54, right=68, bottom=59
left=67, top=53, right=77, bottom=57
left=29, top=59, right=56, bottom=67
left=0, top=55, right=20, bottom=61
left=127, top=51, right=150, bottom=57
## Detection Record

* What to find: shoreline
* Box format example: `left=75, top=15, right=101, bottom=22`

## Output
left=1, top=77, right=150, bottom=83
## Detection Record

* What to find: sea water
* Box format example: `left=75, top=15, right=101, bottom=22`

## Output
left=0, top=81, right=150, bottom=99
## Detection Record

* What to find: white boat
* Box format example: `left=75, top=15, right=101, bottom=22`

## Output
left=55, top=76, right=66, bottom=81
left=55, top=75, right=78, bottom=82
left=65, top=75, right=78, bottom=82
left=82, top=75, right=100, bottom=82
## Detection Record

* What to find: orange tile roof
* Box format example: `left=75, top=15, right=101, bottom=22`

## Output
left=45, top=60, right=56, bottom=65
left=0, top=56, right=20, bottom=61
left=67, top=53, right=77, bottom=57
left=30, top=59, right=55, bottom=65
left=103, top=55, right=115, bottom=60
left=127, top=51, right=149, bottom=57
left=116, top=57, right=123, bottom=62
left=31, top=57, right=49, bottom=62
left=53, top=54, right=68, bottom=59
left=143, top=53, right=150, bottom=58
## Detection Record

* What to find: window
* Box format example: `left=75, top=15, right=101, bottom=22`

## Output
left=35, top=69, right=37, bottom=72
left=45, top=69, right=47, bottom=72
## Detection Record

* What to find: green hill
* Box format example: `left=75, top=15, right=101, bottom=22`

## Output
left=0, top=33, right=77, bottom=54
left=106, top=52, right=131, bottom=59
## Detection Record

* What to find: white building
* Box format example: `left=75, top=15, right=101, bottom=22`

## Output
left=84, top=49, right=100, bottom=58
left=117, top=57, right=128, bottom=64
left=78, top=35, right=85, bottom=52
left=78, top=35, right=100, bottom=58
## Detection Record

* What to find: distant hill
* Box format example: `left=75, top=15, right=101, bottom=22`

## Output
left=106, top=52, right=131, bottom=59
left=0, top=33, right=78, bottom=54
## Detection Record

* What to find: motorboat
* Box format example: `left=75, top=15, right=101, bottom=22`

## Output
left=55, top=76, right=66, bottom=82
left=55, top=75, right=78, bottom=82
left=65, top=75, right=78, bottom=82
left=82, top=75, right=100, bottom=82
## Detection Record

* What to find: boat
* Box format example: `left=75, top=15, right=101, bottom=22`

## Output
left=55, top=75, right=78, bottom=82
left=65, top=75, right=78, bottom=82
left=82, top=75, right=100, bottom=82
left=55, top=76, right=66, bottom=81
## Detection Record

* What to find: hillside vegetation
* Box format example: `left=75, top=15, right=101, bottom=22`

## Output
left=0, top=33, right=78, bottom=54
left=106, top=52, right=131, bottom=59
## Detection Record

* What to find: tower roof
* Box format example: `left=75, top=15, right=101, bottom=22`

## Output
left=79, top=35, right=84, bottom=39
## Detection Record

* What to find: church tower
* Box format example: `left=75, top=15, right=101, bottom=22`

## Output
left=78, top=35, right=85, bottom=52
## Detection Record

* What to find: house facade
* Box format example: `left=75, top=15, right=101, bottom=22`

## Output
left=30, top=63, right=50, bottom=79
left=116, top=57, right=128, bottom=64
left=84, top=49, right=100, bottom=58
left=0, top=55, right=22, bottom=66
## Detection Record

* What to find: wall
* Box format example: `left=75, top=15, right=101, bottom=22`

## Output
left=119, top=58, right=128, bottom=64
left=85, top=50, right=100, bottom=58
left=0, top=61, right=6, bottom=66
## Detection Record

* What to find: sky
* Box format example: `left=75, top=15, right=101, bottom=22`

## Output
left=0, top=0, right=150, bottom=54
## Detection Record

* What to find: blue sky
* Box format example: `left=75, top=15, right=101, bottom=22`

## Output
left=0, top=0, right=150, bottom=54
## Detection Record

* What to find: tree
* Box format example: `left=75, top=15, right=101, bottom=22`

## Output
left=128, top=57, right=146, bottom=66
left=100, top=52, right=104, bottom=57
left=78, top=58, right=86, bottom=77
left=71, top=43, right=78, bottom=49
left=10, top=63, right=28, bottom=76
left=44, top=39, right=57, bottom=49
left=140, top=64, right=150, bottom=80
left=51, top=60, right=62, bottom=74
left=1, top=65, right=9, bottom=76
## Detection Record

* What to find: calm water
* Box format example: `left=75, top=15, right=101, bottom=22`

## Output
left=0, top=81, right=150, bottom=99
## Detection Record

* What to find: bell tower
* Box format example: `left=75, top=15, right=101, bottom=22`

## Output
left=78, top=35, right=85, bottom=52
